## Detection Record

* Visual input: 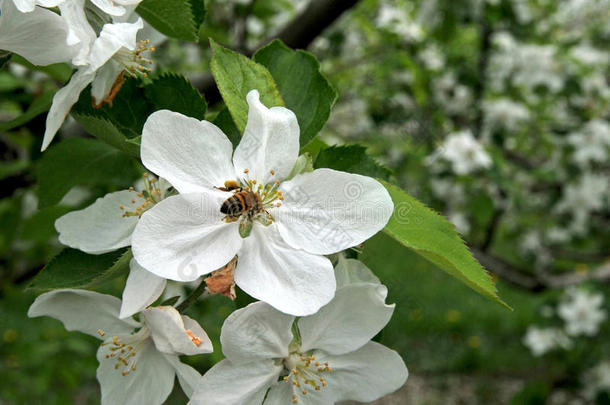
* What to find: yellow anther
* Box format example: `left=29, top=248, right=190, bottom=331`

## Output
left=244, top=168, right=249, bottom=174
left=270, top=170, right=275, bottom=175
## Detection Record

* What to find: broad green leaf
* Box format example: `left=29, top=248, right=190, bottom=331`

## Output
left=0, top=91, right=54, bottom=131
left=144, top=73, right=207, bottom=120
left=0, top=159, right=28, bottom=181
left=253, top=40, right=337, bottom=147
left=20, top=205, right=71, bottom=243
left=73, top=74, right=206, bottom=155
left=71, top=113, right=140, bottom=158
left=72, top=78, right=152, bottom=139
left=379, top=180, right=509, bottom=309
left=0, top=52, right=11, bottom=70
left=29, top=248, right=132, bottom=290
left=210, top=39, right=283, bottom=132
left=37, top=138, right=139, bottom=208
left=213, top=107, right=240, bottom=148
left=11, top=55, right=72, bottom=82
left=314, top=144, right=392, bottom=181
left=189, top=0, right=206, bottom=30
left=136, top=0, right=198, bottom=41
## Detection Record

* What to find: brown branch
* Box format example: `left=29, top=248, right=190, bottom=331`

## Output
left=192, top=0, right=361, bottom=104
left=472, top=248, right=610, bottom=291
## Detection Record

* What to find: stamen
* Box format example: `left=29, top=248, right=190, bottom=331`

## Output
left=186, top=329, right=202, bottom=346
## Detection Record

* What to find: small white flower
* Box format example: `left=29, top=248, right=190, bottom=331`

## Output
left=584, top=361, right=610, bottom=399
left=429, top=130, right=492, bottom=175
left=483, top=98, right=530, bottom=133
left=0, top=0, right=74, bottom=65
left=55, top=176, right=171, bottom=318
left=568, top=120, right=610, bottom=168
left=9, top=0, right=63, bottom=13
left=558, top=287, right=607, bottom=337
left=189, top=260, right=407, bottom=405
left=42, top=15, right=154, bottom=150
left=131, top=90, right=394, bottom=316
left=523, top=326, right=572, bottom=356
left=28, top=289, right=212, bottom=405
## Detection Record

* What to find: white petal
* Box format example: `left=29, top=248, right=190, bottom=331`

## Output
left=10, top=0, right=35, bottom=12
left=97, top=339, right=176, bottom=405
left=164, top=355, right=201, bottom=398
left=27, top=289, right=139, bottom=338
left=57, top=0, right=96, bottom=65
left=234, top=225, right=335, bottom=316
left=0, top=0, right=73, bottom=65
left=55, top=190, right=143, bottom=254
left=42, top=68, right=95, bottom=151
left=264, top=382, right=331, bottom=405
left=119, top=259, right=166, bottom=319
left=298, top=283, right=394, bottom=355
left=90, top=0, right=127, bottom=16
left=132, top=192, right=243, bottom=281
left=277, top=168, right=394, bottom=255
left=88, top=19, right=143, bottom=71
left=334, top=256, right=380, bottom=289
left=220, top=301, right=293, bottom=363
left=233, top=90, right=299, bottom=184
left=141, top=110, right=235, bottom=193
left=189, top=359, right=281, bottom=405
left=142, top=306, right=213, bottom=355
left=316, top=342, right=408, bottom=403
left=90, top=60, right=122, bottom=105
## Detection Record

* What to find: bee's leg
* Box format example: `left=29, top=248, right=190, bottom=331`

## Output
left=222, top=215, right=239, bottom=223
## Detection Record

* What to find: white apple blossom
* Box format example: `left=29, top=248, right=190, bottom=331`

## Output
left=558, top=287, right=607, bottom=337
left=568, top=119, right=610, bottom=167
left=428, top=130, right=492, bottom=175
left=555, top=173, right=609, bottom=234
left=9, top=0, right=63, bottom=13
left=522, top=326, right=572, bottom=356
left=0, top=0, right=74, bottom=66
left=55, top=176, right=171, bottom=318
left=28, top=289, right=212, bottom=405
left=584, top=361, right=610, bottom=400
left=42, top=12, right=154, bottom=151
left=131, top=90, right=394, bottom=316
left=482, top=98, right=530, bottom=133
left=189, top=260, right=407, bottom=405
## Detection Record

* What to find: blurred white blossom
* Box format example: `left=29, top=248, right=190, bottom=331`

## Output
left=523, top=326, right=572, bottom=356
left=558, top=287, right=607, bottom=337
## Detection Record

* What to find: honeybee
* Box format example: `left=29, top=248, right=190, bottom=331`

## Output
left=218, top=180, right=262, bottom=218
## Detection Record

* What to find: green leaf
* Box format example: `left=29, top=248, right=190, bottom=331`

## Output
left=73, top=78, right=153, bottom=139
left=20, top=205, right=71, bottom=243
left=379, top=180, right=509, bottom=309
left=210, top=39, right=284, bottom=133
left=253, top=40, right=337, bottom=147
left=314, top=144, right=392, bottom=181
left=29, top=248, right=132, bottom=290
left=136, top=0, right=198, bottom=41
left=144, top=73, right=207, bottom=120
left=0, top=52, right=12, bottom=70
left=213, top=107, right=241, bottom=148
left=0, top=91, right=54, bottom=131
left=37, top=138, right=139, bottom=208
left=189, top=0, right=206, bottom=30
left=71, top=113, right=141, bottom=158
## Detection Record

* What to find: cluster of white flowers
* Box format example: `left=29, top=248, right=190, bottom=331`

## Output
left=523, top=286, right=607, bottom=357
left=427, top=130, right=493, bottom=175
left=0, top=0, right=162, bottom=151
left=26, top=88, right=407, bottom=404
left=376, top=2, right=423, bottom=42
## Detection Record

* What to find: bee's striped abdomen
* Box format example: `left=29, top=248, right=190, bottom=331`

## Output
left=221, top=193, right=246, bottom=217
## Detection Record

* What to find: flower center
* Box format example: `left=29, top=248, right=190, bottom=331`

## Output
left=282, top=353, right=332, bottom=403
left=219, top=169, right=284, bottom=235
left=120, top=173, right=164, bottom=218
left=98, top=328, right=150, bottom=376
left=114, top=39, right=155, bottom=78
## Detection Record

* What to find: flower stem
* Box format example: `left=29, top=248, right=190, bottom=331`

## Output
left=176, top=280, right=210, bottom=312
